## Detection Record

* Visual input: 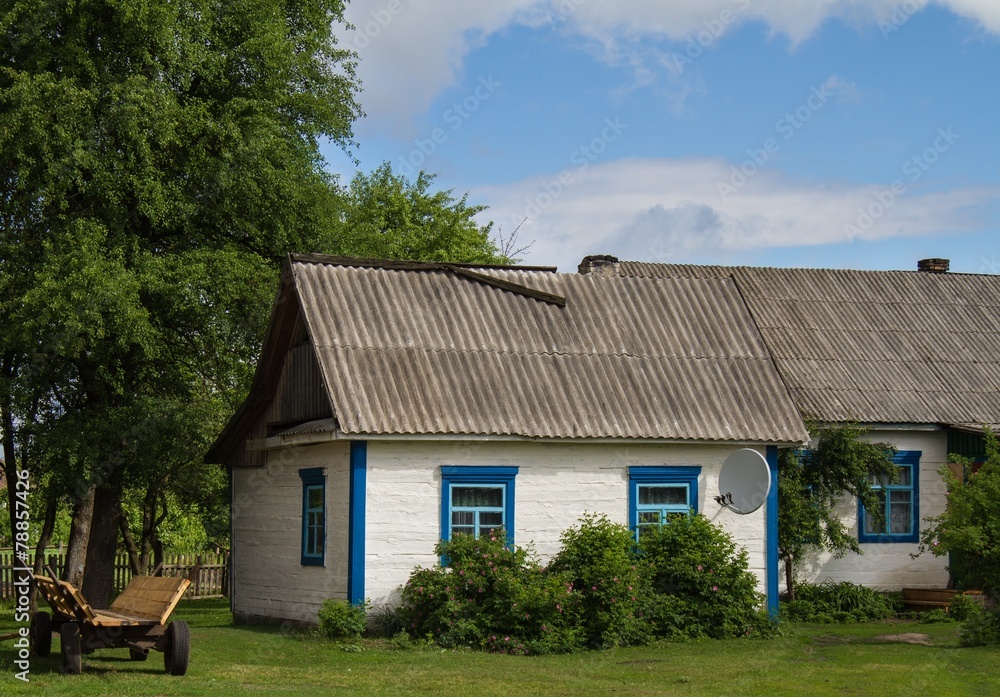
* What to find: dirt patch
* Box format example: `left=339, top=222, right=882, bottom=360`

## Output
left=874, top=633, right=933, bottom=646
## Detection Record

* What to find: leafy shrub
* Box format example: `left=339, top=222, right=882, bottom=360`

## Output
left=318, top=598, right=369, bottom=640
left=400, top=531, right=580, bottom=654
left=548, top=514, right=653, bottom=649
left=959, top=600, right=1000, bottom=647
left=639, top=514, right=773, bottom=638
left=780, top=581, right=897, bottom=623
left=949, top=592, right=981, bottom=622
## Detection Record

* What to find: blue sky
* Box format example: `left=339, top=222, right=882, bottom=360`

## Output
left=323, top=0, right=1000, bottom=274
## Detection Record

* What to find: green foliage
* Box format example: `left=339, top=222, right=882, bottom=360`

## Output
left=780, top=581, right=898, bottom=623
left=400, top=531, right=580, bottom=655
left=0, top=0, right=362, bottom=582
left=548, top=514, right=652, bottom=649
left=329, top=163, right=509, bottom=265
left=958, top=600, right=1000, bottom=647
left=778, top=424, right=898, bottom=598
left=318, top=599, right=369, bottom=641
left=639, top=514, right=773, bottom=639
left=948, top=592, right=981, bottom=622
left=401, top=515, right=774, bottom=654
left=918, top=429, right=1000, bottom=597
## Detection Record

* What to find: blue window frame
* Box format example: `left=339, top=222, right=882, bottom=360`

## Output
left=299, top=467, right=326, bottom=566
left=441, top=466, right=517, bottom=546
left=858, top=450, right=920, bottom=543
left=628, top=466, right=701, bottom=540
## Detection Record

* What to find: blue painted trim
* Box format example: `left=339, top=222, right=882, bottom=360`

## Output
left=348, top=442, right=367, bottom=605
left=298, top=468, right=326, bottom=567
left=766, top=446, right=779, bottom=620
left=858, top=450, right=921, bottom=544
left=440, top=466, right=518, bottom=547
left=627, top=466, right=701, bottom=535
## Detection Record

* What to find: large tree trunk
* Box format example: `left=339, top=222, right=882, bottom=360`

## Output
left=64, top=486, right=96, bottom=586
left=81, top=484, right=123, bottom=608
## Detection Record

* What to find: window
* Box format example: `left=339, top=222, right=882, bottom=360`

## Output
left=628, top=466, right=701, bottom=540
left=441, top=466, right=517, bottom=546
left=299, top=468, right=326, bottom=566
left=858, top=450, right=920, bottom=543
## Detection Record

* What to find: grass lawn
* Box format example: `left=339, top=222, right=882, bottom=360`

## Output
left=1, top=599, right=997, bottom=696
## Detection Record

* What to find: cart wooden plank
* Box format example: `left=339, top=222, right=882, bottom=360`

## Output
left=109, top=575, right=190, bottom=624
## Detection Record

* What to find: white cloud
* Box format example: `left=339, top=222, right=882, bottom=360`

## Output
left=340, top=0, right=1000, bottom=134
left=473, top=157, right=1000, bottom=271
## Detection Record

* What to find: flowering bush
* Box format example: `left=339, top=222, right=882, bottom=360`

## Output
left=399, top=531, right=581, bottom=654
left=548, top=514, right=653, bottom=649
left=639, top=514, right=774, bottom=638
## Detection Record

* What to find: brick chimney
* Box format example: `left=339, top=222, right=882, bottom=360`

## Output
left=578, top=254, right=619, bottom=275
left=917, top=258, right=950, bottom=274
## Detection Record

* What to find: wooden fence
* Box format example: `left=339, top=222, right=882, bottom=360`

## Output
left=0, top=550, right=228, bottom=601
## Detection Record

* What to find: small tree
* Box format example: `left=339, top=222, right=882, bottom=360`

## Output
left=778, top=424, right=898, bottom=600
left=918, top=429, right=1000, bottom=597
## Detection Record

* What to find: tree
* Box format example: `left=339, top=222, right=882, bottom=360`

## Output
left=1, top=0, right=361, bottom=607
left=327, top=163, right=511, bottom=265
left=1, top=2, right=516, bottom=607
left=777, top=424, right=898, bottom=600
left=918, top=429, right=1000, bottom=597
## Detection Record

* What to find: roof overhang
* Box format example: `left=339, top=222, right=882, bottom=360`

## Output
left=244, top=418, right=804, bottom=452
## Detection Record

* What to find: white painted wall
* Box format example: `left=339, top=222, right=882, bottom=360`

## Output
left=363, top=440, right=769, bottom=607
left=231, top=441, right=351, bottom=624
left=792, top=429, right=949, bottom=591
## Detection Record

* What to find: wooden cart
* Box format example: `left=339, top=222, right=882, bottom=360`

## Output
left=30, top=565, right=194, bottom=675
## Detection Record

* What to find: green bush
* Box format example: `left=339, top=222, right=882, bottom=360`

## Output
left=548, top=514, right=653, bottom=649
left=959, top=601, right=1000, bottom=647
left=949, top=592, right=980, bottom=622
left=400, top=531, right=580, bottom=654
left=780, top=581, right=897, bottom=623
left=402, top=514, right=775, bottom=653
left=639, top=514, right=773, bottom=638
left=318, top=598, right=369, bottom=640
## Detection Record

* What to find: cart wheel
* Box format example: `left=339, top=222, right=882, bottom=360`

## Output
left=163, top=620, right=190, bottom=676
left=130, top=648, right=149, bottom=661
left=60, top=623, right=82, bottom=675
left=30, top=611, right=52, bottom=657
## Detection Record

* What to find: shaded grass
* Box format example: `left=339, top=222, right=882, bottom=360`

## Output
left=1, top=599, right=998, bottom=696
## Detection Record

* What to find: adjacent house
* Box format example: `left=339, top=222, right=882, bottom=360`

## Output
left=206, top=254, right=809, bottom=625
left=582, top=256, right=1000, bottom=590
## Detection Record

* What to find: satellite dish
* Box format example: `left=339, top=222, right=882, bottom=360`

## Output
left=716, top=448, right=771, bottom=515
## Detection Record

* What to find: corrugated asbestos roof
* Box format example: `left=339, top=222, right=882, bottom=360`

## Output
left=595, top=262, right=1000, bottom=427
left=287, top=256, right=808, bottom=443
